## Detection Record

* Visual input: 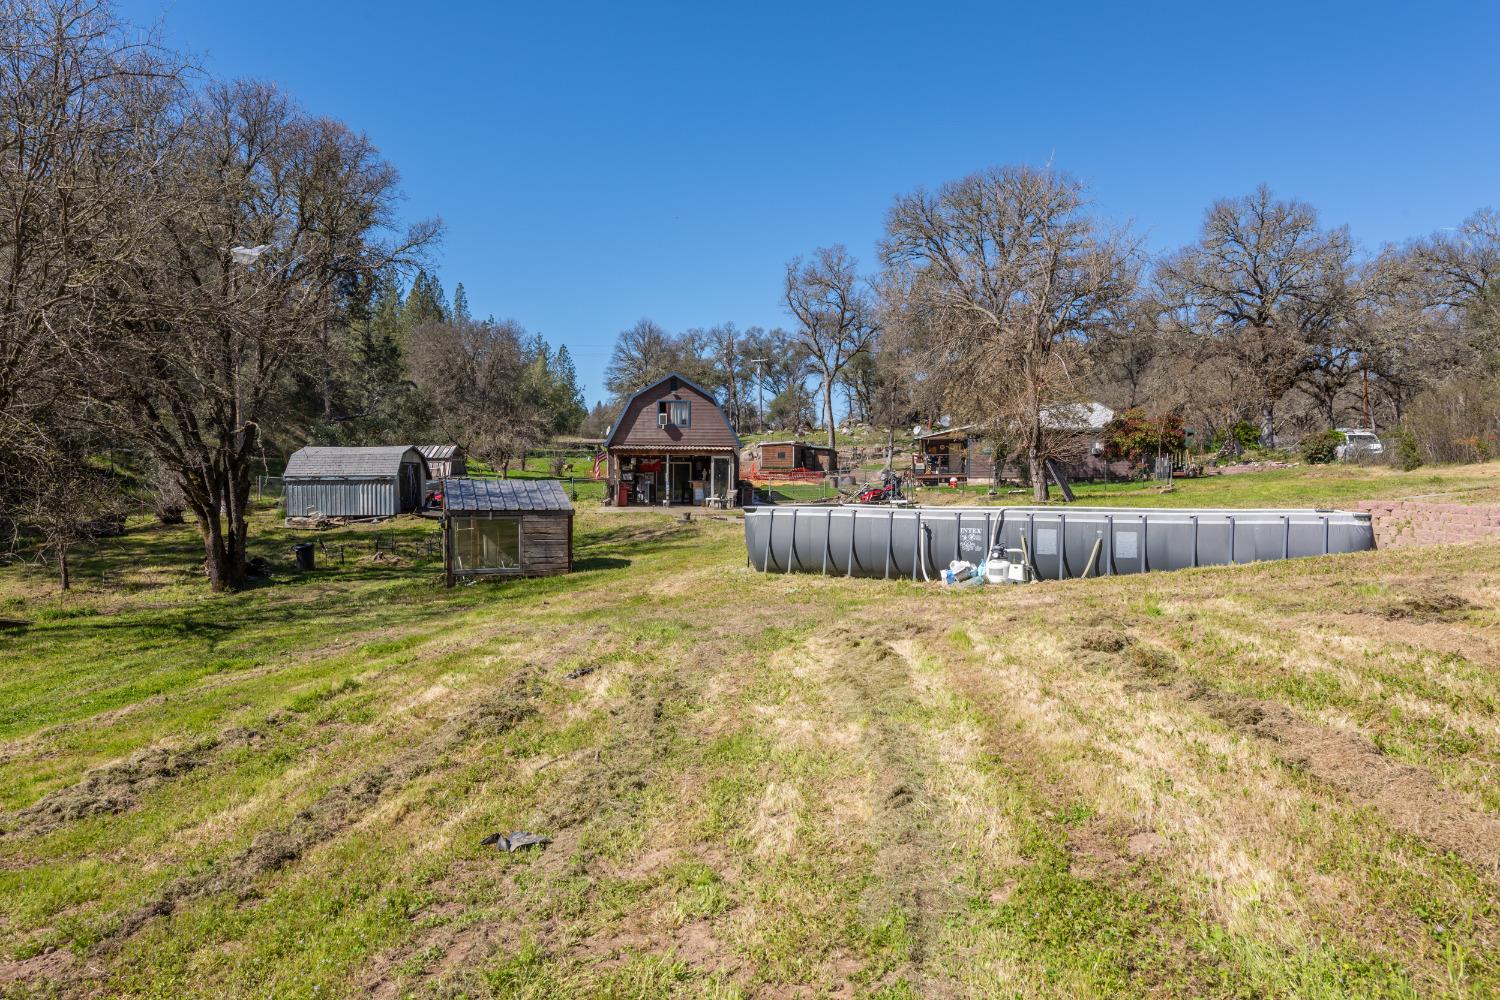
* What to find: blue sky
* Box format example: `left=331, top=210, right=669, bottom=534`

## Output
left=121, top=0, right=1499, bottom=404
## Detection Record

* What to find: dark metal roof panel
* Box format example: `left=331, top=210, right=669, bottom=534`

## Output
left=603, top=372, right=742, bottom=451
left=442, top=477, right=573, bottom=513
left=285, top=446, right=423, bottom=479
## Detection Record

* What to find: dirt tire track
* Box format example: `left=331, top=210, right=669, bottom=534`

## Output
left=797, top=626, right=966, bottom=996
left=94, top=668, right=543, bottom=954
left=1099, top=631, right=1500, bottom=876
left=355, top=669, right=697, bottom=997
left=1196, top=691, right=1500, bottom=875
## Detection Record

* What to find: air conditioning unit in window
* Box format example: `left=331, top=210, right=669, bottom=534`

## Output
left=658, top=412, right=668, bottom=427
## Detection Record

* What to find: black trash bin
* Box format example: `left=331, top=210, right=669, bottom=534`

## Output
left=292, top=542, right=315, bottom=571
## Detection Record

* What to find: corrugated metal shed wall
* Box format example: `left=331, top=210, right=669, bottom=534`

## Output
left=285, top=479, right=399, bottom=518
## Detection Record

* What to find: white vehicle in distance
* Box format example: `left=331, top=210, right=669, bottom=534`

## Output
left=1335, top=428, right=1384, bottom=460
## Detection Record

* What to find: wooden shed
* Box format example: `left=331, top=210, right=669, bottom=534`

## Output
left=750, top=440, right=836, bottom=475
left=911, top=426, right=995, bottom=485
left=604, top=373, right=741, bottom=507
left=440, top=478, right=573, bottom=586
left=417, top=444, right=467, bottom=479
left=283, top=446, right=429, bottom=520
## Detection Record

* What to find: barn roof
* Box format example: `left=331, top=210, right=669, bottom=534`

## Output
left=604, top=372, right=741, bottom=450
left=442, top=477, right=573, bottom=514
left=284, top=446, right=424, bottom=479
left=417, top=444, right=461, bottom=461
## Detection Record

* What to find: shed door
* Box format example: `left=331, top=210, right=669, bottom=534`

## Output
left=399, top=462, right=420, bottom=511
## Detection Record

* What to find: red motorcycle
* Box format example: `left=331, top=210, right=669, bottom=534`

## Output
left=846, top=473, right=905, bottom=505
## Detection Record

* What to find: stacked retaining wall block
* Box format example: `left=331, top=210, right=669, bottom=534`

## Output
left=1356, top=500, right=1500, bottom=548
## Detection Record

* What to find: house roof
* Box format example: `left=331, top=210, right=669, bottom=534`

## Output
left=604, top=372, right=742, bottom=450
left=1041, top=402, right=1115, bottom=432
left=417, top=444, right=461, bottom=461
left=285, top=446, right=425, bottom=479
left=442, top=477, right=572, bottom=514
left=915, top=425, right=977, bottom=441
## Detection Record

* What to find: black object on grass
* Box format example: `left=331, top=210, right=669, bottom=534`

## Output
left=481, top=831, right=551, bottom=852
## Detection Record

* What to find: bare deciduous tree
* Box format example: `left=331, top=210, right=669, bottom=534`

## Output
left=408, top=318, right=554, bottom=476
left=1409, top=209, right=1500, bottom=362
left=784, top=245, right=876, bottom=453
left=881, top=165, right=1135, bottom=500
left=604, top=319, right=680, bottom=398
left=1156, top=186, right=1355, bottom=446
left=1089, top=295, right=1163, bottom=411
left=13, top=447, right=127, bottom=590
left=1359, top=249, right=1465, bottom=426
left=0, top=0, right=184, bottom=516
left=68, top=80, right=437, bottom=591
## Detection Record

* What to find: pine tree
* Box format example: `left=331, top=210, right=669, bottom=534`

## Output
left=452, top=282, right=470, bottom=322
left=401, top=270, right=448, bottom=331
left=552, top=344, right=586, bottom=433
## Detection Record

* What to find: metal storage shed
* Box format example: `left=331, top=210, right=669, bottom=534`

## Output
left=440, top=478, right=573, bottom=585
left=417, top=444, right=467, bottom=479
left=283, top=446, right=429, bottom=520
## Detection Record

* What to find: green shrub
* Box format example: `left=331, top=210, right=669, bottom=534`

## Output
left=1102, top=408, right=1186, bottom=461
left=1389, top=428, right=1422, bottom=471
left=1300, top=429, right=1345, bottom=464
left=1210, top=420, right=1261, bottom=454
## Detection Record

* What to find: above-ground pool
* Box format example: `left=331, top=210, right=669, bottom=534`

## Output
left=743, top=504, right=1375, bottom=580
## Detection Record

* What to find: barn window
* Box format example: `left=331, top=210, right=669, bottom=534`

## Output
left=658, top=399, right=690, bottom=426
left=452, top=517, right=521, bottom=573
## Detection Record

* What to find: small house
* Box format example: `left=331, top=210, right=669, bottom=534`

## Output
left=604, top=373, right=741, bottom=507
left=417, top=444, right=467, bottom=479
left=912, top=426, right=995, bottom=485
left=283, top=446, right=429, bottom=520
left=1041, top=402, right=1115, bottom=457
left=441, top=478, right=573, bottom=585
left=750, top=440, right=836, bottom=475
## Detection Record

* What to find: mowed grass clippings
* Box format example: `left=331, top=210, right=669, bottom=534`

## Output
left=0, top=468, right=1495, bottom=998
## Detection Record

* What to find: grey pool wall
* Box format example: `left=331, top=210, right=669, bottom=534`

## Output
left=743, top=505, right=1375, bottom=580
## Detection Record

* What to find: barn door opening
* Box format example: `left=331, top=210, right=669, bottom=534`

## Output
left=712, top=457, right=731, bottom=503
left=400, top=462, right=420, bottom=511
left=669, top=461, right=692, bottom=504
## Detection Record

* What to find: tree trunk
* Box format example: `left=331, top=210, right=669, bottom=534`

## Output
left=1029, top=450, right=1049, bottom=502
left=191, top=464, right=252, bottom=594
left=59, top=545, right=70, bottom=591
left=200, top=512, right=232, bottom=593
left=321, top=322, right=333, bottom=421
left=1260, top=401, right=1276, bottom=448
left=823, top=372, right=837, bottom=453
left=1028, top=417, right=1049, bottom=503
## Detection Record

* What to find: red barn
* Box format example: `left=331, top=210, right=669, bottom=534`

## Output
left=604, top=373, right=741, bottom=507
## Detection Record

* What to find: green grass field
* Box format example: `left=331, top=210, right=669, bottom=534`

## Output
left=2, top=465, right=1499, bottom=998
left=916, top=460, right=1500, bottom=509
